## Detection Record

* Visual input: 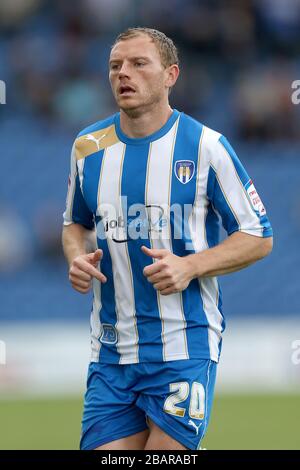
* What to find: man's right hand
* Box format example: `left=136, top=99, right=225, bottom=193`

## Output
left=68, top=249, right=107, bottom=294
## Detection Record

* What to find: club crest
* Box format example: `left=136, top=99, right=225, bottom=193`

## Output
left=174, top=160, right=195, bottom=184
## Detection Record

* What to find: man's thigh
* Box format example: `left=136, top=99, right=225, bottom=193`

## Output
left=136, top=359, right=217, bottom=450
left=145, top=419, right=187, bottom=450
left=95, top=430, right=149, bottom=450
left=80, top=362, right=148, bottom=450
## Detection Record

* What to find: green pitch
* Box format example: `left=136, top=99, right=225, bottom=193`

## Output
left=0, top=394, right=299, bottom=449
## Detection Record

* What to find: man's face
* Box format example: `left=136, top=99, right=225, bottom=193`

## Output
left=109, top=34, right=170, bottom=114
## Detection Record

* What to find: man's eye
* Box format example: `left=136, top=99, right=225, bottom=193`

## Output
left=110, top=64, right=120, bottom=71
left=135, top=62, right=145, bottom=67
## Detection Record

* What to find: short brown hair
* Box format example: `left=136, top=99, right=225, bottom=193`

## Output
left=112, top=27, right=179, bottom=69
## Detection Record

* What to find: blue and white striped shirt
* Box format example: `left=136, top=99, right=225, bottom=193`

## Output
left=63, top=109, right=272, bottom=364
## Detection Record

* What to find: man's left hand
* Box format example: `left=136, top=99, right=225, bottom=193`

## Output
left=141, top=245, right=192, bottom=295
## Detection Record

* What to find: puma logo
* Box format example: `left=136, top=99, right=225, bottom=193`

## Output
left=85, top=133, right=107, bottom=150
left=188, top=419, right=202, bottom=435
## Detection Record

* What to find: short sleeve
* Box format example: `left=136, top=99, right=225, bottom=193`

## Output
left=63, top=142, right=95, bottom=230
left=206, top=135, right=272, bottom=238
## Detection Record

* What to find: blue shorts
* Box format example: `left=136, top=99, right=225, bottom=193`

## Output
left=80, top=359, right=217, bottom=450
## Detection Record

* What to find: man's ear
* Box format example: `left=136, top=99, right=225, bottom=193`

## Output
left=165, top=64, right=180, bottom=89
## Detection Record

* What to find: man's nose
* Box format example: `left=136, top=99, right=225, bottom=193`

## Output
left=118, top=62, right=130, bottom=78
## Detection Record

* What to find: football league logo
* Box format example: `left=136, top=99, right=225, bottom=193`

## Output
left=174, top=160, right=195, bottom=184
left=245, top=179, right=266, bottom=216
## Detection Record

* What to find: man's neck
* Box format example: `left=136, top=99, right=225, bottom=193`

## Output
left=119, top=103, right=173, bottom=139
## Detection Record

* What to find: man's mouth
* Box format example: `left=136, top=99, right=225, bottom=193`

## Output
left=119, top=85, right=136, bottom=95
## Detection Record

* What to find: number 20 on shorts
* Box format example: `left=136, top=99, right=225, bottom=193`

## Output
left=163, top=382, right=205, bottom=419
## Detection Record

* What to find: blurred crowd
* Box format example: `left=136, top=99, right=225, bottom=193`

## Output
left=1, top=0, right=300, bottom=139
left=0, top=0, right=300, bottom=318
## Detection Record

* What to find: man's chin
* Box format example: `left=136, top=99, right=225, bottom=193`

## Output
left=116, top=96, right=161, bottom=117
left=117, top=97, right=139, bottom=109
left=117, top=100, right=144, bottom=117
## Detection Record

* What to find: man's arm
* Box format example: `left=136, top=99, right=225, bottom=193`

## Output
left=62, top=223, right=106, bottom=294
left=187, top=231, right=273, bottom=278
left=62, top=223, right=95, bottom=266
left=142, top=232, right=273, bottom=295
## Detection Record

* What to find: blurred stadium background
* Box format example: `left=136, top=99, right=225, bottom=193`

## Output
left=0, top=0, right=300, bottom=450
